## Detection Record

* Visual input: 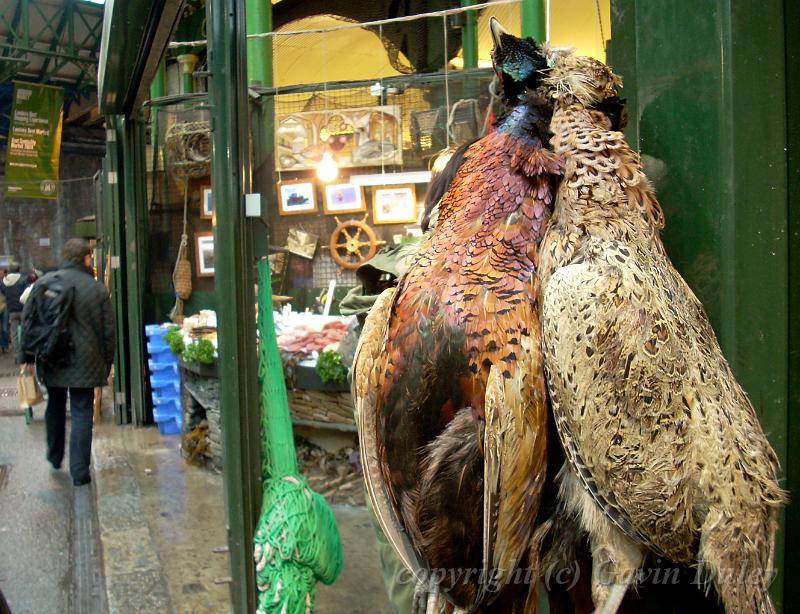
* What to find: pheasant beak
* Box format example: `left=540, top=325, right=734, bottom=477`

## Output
left=490, top=17, right=507, bottom=50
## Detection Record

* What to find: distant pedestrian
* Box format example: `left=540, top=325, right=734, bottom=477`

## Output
left=19, top=269, right=41, bottom=306
left=1, top=265, right=26, bottom=353
left=18, top=239, right=115, bottom=487
left=0, top=271, right=7, bottom=353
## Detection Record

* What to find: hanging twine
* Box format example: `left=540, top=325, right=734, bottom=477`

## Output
left=170, top=177, right=193, bottom=323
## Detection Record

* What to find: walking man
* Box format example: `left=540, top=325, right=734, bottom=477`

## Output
left=1, top=264, right=26, bottom=353
left=18, top=239, right=115, bottom=486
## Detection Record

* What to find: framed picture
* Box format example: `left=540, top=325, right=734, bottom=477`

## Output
left=200, top=186, right=213, bottom=219
left=277, top=179, right=317, bottom=216
left=195, top=232, right=215, bottom=277
left=323, top=182, right=365, bottom=214
left=372, top=185, right=417, bottom=225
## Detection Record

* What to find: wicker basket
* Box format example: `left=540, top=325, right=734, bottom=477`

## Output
left=174, top=258, right=192, bottom=300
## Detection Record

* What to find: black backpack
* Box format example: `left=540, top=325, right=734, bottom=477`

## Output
left=21, top=273, right=75, bottom=365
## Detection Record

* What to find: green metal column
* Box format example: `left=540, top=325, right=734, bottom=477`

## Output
left=520, top=0, right=546, bottom=41
left=246, top=0, right=272, bottom=87
left=612, top=1, right=790, bottom=609
left=246, top=0, right=273, bottom=179
left=461, top=0, right=478, bottom=69
left=246, top=0, right=273, bottom=260
left=206, top=0, right=262, bottom=611
left=784, top=0, right=800, bottom=609
left=115, top=114, right=150, bottom=427
left=150, top=58, right=166, bottom=146
left=104, top=117, right=131, bottom=424
left=177, top=53, right=198, bottom=94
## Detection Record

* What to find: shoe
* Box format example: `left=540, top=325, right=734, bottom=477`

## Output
left=72, top=476, right=91, bottom=486
left=50, top=461, right=62, bottom=470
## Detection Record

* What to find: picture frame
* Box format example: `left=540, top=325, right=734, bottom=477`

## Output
left=200, top=186, right=213, bottom=219
left=372, top=185, right=417, bottom=225
left=277, top=179, right=317, bottom=216
left=195, top=232, right=215, bottom=277
left=323, top=182, right=366, bottom=214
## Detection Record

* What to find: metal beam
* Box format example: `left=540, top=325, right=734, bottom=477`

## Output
left=0, top=42, right=98, bottom=64
left=207, top=0, right=262, bottom=611
left=1, top=0, right=23, bottom=59
left=38, top=0, right=73, bottom=82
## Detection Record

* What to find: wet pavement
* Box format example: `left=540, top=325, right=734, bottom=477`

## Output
left=0, top=350, right=104, bottom=614
left=0, top=349, right=394, bottom=613
left=92, top=421, right=232, bottom=614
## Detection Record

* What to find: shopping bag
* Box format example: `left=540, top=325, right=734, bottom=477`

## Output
left=17, top=373, right=44, bottom=408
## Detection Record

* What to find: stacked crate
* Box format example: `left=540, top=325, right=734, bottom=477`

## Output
left=145, top=324, right=183, bottom=435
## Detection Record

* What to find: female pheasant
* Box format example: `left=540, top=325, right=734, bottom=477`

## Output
left=538, top=54, right=787, bottom=614
left=353, top=20, right=561, bottom=612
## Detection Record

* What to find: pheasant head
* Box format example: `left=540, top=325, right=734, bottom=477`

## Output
left=545, top=54, right=623, bottom=106
left=490, top=17, right=549, bottom=103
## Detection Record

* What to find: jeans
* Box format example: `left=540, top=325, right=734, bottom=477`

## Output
left=0, top=311, right=7, bottom=350
left=8, top=311, right=21, bottom=353
left=45, top=387, right=95, bottom=482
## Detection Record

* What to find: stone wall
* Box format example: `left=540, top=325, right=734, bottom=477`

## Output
left=0, top=149, right=102, bottom=272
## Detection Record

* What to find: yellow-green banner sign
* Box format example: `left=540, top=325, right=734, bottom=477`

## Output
left=5, top=82, right=64, bottom=200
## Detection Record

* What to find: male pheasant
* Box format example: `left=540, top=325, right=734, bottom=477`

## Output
left=538, top=54, right=787, bottom=614
left=353, top=20, right=560, bottom=612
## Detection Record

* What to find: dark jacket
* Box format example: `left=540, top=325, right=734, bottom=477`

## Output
left=20, top=262, right=115, bottom=388
left=1, top=274, right=26, bottom=313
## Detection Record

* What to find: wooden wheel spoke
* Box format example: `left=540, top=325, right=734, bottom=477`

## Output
left=329, top=218, right=380, bottom=269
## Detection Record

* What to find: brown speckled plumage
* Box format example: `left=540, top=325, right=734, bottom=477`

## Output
left=538, top=54, right=787, bottom=614
left=354, top=104, right=559, bottom=610
left=353, top=25, right=562, bottom=611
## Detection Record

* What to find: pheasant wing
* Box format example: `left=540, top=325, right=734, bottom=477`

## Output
left=541, top=255, right=695, bottom=560
left=353, top=287, right=427, bottom=579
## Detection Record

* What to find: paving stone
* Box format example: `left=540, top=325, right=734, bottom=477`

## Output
left=106, top=569, right=173, bottom=614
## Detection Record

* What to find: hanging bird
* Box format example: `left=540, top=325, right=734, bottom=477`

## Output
left=353, top=19, right=561, bottom=612
left=538, top=53, right=787, bottom=614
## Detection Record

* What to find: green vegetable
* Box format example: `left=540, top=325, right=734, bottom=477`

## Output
left=182, top=338, right=216, bottom=365
left=163, top=325, right=185, bottom=354
left=315, top=350, right=347, bottom=385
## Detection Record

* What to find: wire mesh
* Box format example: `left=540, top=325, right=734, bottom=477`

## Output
left=152, top=1, right=525, bottom=308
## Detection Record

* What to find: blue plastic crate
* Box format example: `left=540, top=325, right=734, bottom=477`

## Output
left=148, top=360, right=178, bottom=376
left=152, top=397, right=181, bottom=413
left=147, top=338, right=170, bottom=351
left=150, top=374, right=179, bottom=388
left=153, top=396, right=181, bottom=411
left=147, top=344, right=177, bottom=363
left=153, top=404, right=181, bottom=421
left=145, top=324, right=169, bottom=338
left=155, top=414, right=182, bottom=435
left=152, top=386, right=181, bottom=400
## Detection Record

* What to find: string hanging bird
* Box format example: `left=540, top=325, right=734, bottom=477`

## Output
left=537, top=54, right=787, bottom=614
left=353, top=19, right=561, bottom=612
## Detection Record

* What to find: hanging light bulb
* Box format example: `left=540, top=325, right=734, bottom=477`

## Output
left=316, top=151, right=338, bottom=182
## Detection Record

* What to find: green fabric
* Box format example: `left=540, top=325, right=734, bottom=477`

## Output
left=253, top=258, right=343, bottom=614
left=367, top=498, right=416, bottom=614
left=338, top=240, right=422, bottom=316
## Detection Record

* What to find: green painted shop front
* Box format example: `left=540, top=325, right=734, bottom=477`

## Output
left=96, top=1, right=799, bottom=611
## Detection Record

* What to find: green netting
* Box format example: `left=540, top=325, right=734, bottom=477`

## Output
left=253, top=258, right=343, bottom=614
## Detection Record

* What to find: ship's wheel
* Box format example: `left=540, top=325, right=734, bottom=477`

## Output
left=328, top=215, right=385, bottom=270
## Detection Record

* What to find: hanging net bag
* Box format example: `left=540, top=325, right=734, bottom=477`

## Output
left=164, top=120, right=212, bottom=178
left=169, top=177, right=193, bottom=323
left=164, top=120, right=211, bottom=323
